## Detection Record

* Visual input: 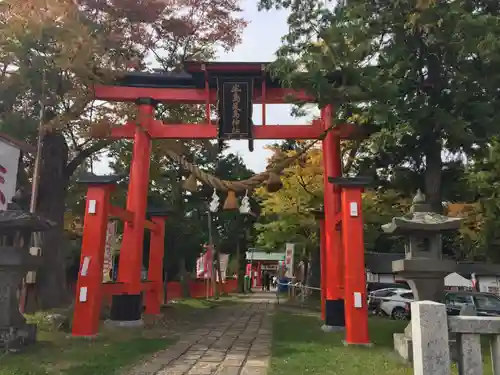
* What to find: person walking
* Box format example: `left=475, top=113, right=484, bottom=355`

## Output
left=262, top=271, right=268, bottom=291
left=265, top=272, right=271, bottom=291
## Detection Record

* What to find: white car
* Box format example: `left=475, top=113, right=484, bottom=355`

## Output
left=368, top=288, right=402, bottom=314
left=379, top=289, right=414, bottom=320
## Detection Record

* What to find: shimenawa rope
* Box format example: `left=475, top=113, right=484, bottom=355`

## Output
left=168, top=120, right=339, bottom=193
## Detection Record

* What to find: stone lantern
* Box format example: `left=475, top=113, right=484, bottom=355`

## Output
left=382, top=191, right=463, bottom=362
left=381, top=190, right=462, bottom=302
left=0, top=207, right=54, bottom=351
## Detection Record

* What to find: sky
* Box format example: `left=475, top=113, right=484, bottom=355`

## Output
left=95, top=1, right=316, bottom=174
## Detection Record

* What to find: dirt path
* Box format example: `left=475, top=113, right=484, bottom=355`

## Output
left=124, top=293, right=276, bottom=375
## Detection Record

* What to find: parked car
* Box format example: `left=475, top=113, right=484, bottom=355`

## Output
left=379, top=289, right=414, bottom=320
left=404, top=291, right=500, bottom=318
left=368, top=288, right=401, bottom=315
left=366, top=281, right=411, bottom=294
left=445, top=291, right=500, bottom=316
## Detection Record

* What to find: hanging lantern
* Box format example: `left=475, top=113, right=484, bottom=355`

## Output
left=223, top=190, right=238, bottom=210
left=265, top=172, right=283, bottom=193
left=209, top=189, right=220, bottom=212
left=182, top=174, right=198, bottom=192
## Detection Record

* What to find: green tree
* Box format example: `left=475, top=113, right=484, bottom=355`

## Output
left=258, top=0, right=500, bottom=215
left=464, top=138, right=500, bottom=262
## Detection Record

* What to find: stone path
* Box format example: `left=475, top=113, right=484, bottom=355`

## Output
left=126, top=293, right=276, bottom=375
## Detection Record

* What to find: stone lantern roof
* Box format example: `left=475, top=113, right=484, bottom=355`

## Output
left=0, top=209, right=55, bottom=232
left=381, top=190, right=463, bottom=234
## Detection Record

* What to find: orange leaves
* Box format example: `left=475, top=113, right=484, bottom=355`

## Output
left=446, top=202, right=483, bottom=233
left=446, top=203, right=476, bottom=218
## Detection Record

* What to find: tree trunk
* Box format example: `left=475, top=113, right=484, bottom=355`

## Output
left=424, top=134, right=443, bottom=213
left=422, top=41, right=444, bottom=214
left=30, top=131, right=70, bottom=310
left=307, top=245, right=321, bottom=299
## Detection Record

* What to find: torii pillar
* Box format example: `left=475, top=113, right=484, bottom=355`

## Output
left=321, top=105, right=345, bottom=331
left=72, top=175, right=120, bottom=337
left=113, top=98, right=154, bottom=323
left=144, top=208, right=168, bottom=316
left=329, top=176, right=371, bottom=346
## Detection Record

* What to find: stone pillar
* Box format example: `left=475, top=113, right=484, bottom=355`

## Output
left=0, top=246, right=38, bottom=349
left=411, top=301, right=451, bottom=375
left=0, top=210, right=52, bottom=351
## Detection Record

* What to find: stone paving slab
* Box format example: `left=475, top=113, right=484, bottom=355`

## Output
left=240, top=366, right=268, bottom=375
left=124, top=293, right=276, bottom=375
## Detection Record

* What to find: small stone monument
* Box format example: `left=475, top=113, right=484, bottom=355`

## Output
left=0, top=207, right=54, bottom=351
left=381, top=190, right=463, bottom=362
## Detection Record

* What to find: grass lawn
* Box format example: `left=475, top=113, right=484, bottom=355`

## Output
left=0, top=297, right=237, bottom=375
left=0, top=326, right=174, bottom=375
left=269, top=309, right=495, bottom=375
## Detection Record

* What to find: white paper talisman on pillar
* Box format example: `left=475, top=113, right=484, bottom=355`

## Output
left=102, top=221, right=117, bottom=282
left=0, top=139, right=21, bottom=211
left=284, top=243, right=295, bottom=278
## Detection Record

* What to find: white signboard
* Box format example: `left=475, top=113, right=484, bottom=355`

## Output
left=0, top=139, right=20, bottom=211
left=102, top=221, right=117, bottom=282
left=262, top=265, right=278, bottom=271
left=218, top=253, right=230, bottom=282
left=284, top=243, right=295, bottom=278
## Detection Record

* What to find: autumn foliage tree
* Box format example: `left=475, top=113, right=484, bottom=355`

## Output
left=255, top=144, right=322, bottom=253
left=0, top=0, right=246, bottom=309
left=254, top=141, right=409, bottom=253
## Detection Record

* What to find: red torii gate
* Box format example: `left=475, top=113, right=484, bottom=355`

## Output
left=71, top=61, right=370, bottom=346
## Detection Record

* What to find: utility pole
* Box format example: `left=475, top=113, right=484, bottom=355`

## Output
left=29, top=67, right=45, bottom=214
left=19, top=65, right=46, bottom=314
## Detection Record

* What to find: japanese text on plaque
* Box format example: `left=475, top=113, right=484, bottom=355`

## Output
left=231, top=84, right=241, bottom=134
